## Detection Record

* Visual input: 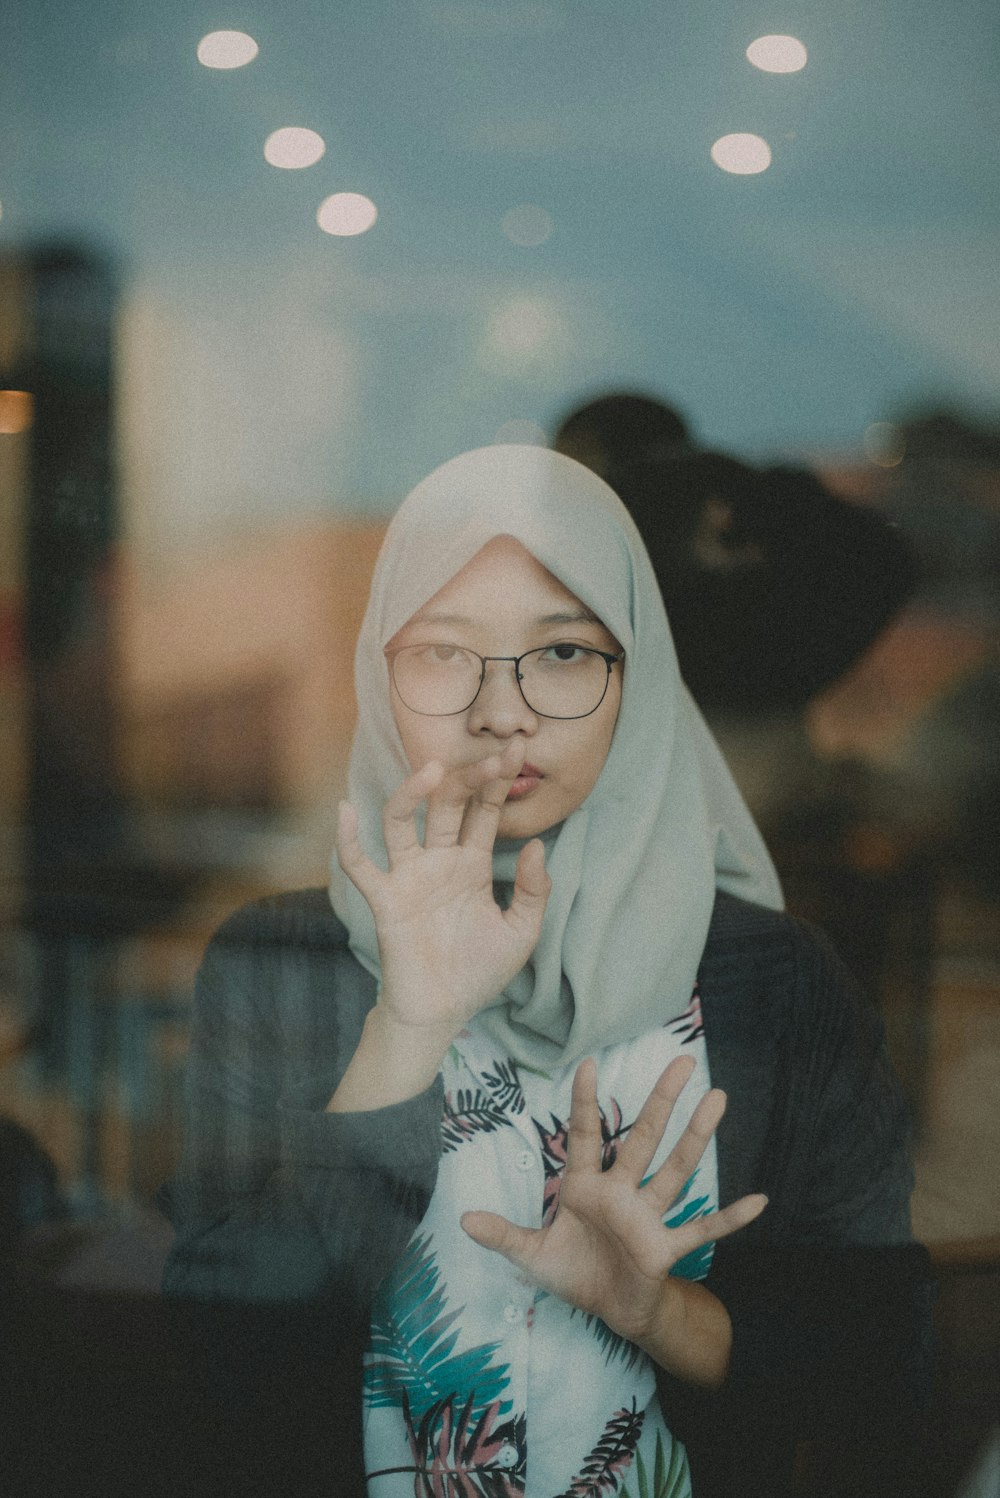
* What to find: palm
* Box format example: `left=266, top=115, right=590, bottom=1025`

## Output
left=335, top=744, right=551, bottom=1032
left=376, top=843, right=540, bottom=1020
left=514, top=1169, right=682, bottom=1342
left=462, top=1056, right=767, bottom=1349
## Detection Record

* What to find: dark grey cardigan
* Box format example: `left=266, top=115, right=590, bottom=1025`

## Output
left=161, top=888, right=935, bottom=1498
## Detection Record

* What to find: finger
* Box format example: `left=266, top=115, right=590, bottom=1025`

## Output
left=334, top=801, right=382, bottom=905
left=503, top=839, right=551, bottom=940
left=565, top=1058, right=603, bottom=1177
left=666, top=1193, right=768, bottom=1258
left=426, top=750, right=513, bottom=850
left=460, top=1211, right=542, bottom=1274
left=459, top=741, right=527, bottom=852
left=614, top=1056, right=697, bottom=1187
left=422, top=775, right=473, bottom=849
left=643, top=1086, right=727, bottom=1213
left=381, top=760, right=444, bottom=865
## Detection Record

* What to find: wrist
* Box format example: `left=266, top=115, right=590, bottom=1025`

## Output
left=326, top=1003, right=456, bottom=1113
left=635, top=1277, right=732, bottom=1390
left=369, top=995, right=462, bottom=1053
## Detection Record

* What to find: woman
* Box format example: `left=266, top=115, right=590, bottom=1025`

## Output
left=162, top=446, right=933, bottom=1498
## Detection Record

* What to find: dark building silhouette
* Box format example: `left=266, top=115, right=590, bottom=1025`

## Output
left=0, top=244, right=125, bottom=1101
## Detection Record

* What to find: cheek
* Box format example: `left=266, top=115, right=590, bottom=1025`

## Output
left=585, top=681, right=621, bottom=783
left=586, top=724, right=617, bottom=790
left=394, top=719, right=429, bottom=771
left=561, top=714, right=618, bottom=803
left=390, top=696, right=419, bottom=768
left=392, top=708, right=460, bottom=772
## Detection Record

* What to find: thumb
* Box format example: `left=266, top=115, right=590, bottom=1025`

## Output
left=505, top=838, right=551, bottom=934
left=460, top=1211, right=538, bottom=1272
left=334, top=800, right=379, bottom=904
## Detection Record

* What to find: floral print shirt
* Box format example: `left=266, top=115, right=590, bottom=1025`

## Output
left=362, top=988, right=716, bottom=1498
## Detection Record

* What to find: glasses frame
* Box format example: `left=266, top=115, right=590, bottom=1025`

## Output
left=385, top=643, right=624, bottom=719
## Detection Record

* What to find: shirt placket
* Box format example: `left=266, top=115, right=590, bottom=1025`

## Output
left=447, top=1035, right=539, bottom=1473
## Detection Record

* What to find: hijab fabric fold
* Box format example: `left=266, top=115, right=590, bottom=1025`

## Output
left=330, top=445, right=782, bottom=1069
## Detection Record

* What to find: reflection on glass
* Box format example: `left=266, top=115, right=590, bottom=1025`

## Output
left=746, top=35, right=808, bottom=73
left=500, top=204, right=554, bottom=247
left=196, top=30, right=260, bottom=69
left=864, top=421, right=906, bottom=467
left=486, top=298, right=554, bottom=356
left=264, top=128, right=326, bottom=169
left=316, top=192, right=378, bottom=236
left=0, top=389, right=33, bottom=434
left=710, top=133, right=772, bottom=175
left=494, top=419, right=547, bottom=445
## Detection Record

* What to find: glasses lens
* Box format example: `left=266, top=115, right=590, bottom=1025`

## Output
left=518, top=646, right=610, bottom=718
left=392, top=645, right=483, bottom=714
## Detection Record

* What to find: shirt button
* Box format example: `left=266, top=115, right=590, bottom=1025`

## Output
left=496, top=1442, right=518, bottom=1469
left=515, top=1150, right=534, bottom=1171
left=502, top=1302, right=522, bottom=1324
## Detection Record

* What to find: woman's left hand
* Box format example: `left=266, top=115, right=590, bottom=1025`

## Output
left=461, top=1055, right=766, bottom=1386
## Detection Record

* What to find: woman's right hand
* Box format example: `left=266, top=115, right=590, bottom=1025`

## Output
left=334, top=740, right=551, bottom=1050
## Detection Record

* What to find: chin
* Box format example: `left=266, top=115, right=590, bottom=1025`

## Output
left=498, top=800, right=559, bottom=841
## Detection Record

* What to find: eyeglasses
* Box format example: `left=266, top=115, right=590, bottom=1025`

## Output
left=385, top=643, right=624, bottom=719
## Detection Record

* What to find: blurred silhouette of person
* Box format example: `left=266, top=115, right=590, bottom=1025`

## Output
left=554, top=394, right=919, bottom=1036
left=554, top=393, right=915, bottom=724
left=553, top=391, right=690, bottom=475
left=874, top=410, right=1000, bottom=900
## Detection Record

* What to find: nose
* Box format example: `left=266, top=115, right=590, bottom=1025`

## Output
left=467, top=658, right=539, bottom=739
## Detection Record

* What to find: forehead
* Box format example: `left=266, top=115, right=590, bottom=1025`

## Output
left=404, top=535, right=590, bottom=624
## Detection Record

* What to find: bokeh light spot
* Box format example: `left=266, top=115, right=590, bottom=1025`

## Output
left=494, top=419, right=548, bottom=445
left=487, top=298, right=555, bottom=356
left=317, top=192, right=378, bottom=236
left=0, top=391, right=34, bottom=435
left=500, top=204, right=553, bottom=247
left=746, top=35, right=807, bottom=73
left=710, top=133, right=772, bottom=175
left=197, top=31, right=259, bottom=69
left=863, top=422, right=906, bottom=468
left=264, top=128, right=326, bottom=169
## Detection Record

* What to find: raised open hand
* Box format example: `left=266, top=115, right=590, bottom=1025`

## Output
left=335, top=741, right=551, bottom=1040
left=461, top=1055, right=766, bottom=1380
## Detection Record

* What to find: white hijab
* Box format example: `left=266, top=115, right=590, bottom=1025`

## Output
left=330, top=445, right=782, bottom=1069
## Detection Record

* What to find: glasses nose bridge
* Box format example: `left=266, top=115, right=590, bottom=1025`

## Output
left=473, top=651, right=531, bottom=711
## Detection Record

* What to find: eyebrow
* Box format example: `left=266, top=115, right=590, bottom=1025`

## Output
left=411, top=608, right=600, bottom=628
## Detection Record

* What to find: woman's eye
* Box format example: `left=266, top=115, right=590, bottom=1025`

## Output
left=541, top=643, right=586, bottom=664
left=429, top=644, right=461, bottom=663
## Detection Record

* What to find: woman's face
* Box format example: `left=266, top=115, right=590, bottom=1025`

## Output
left=387, top=536, right=623, bottom=839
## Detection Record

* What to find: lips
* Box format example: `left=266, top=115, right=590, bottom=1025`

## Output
left=507, top=762, right=543, bottom=800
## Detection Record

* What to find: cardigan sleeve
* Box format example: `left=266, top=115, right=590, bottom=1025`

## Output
left=658, top=909, right=936, bottom=1495
left=160, top=890, right=444, bottom=1325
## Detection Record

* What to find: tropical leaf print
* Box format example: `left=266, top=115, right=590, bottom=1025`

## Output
left=568, top=1309, right=644, bottom=1374
left=620, top=1430, right=690, bottom=1498
left=666, top=987, right=704, bottom=1045
left=600, top=1098, right=626, bottom=1164
left=441, top=1087, right=512, bottom=1153
left=481, top=1060, right=525, bottom=1115
left=365, top=1234, right=512, bottom=1423
left=661, top=1170, right=714, bottom=1281
left=535, top=1098, right=631, bottom=1226
left=534, top=1113, right=568, bottom=1225
left=368, top=1390, right=526, bottom=1498
left=553, top=1398, right=645, bottom=1497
